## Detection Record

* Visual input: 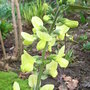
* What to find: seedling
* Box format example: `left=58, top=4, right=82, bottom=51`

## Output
left=79, top=33, right=88, bottom=41
left=65, top=49, right=73, bottom=63
left=83, top=42, right=90, bottom=51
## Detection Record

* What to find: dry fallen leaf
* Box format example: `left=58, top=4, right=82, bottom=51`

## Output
left=19, top=72, right=31, bottom=79
left=66, top=79, right=78, bottom=90
left=63, top=76, right=72, bottom=82
left=58, top=84, right=68, bottom=90
left=58, top=75, right=79, bottom=90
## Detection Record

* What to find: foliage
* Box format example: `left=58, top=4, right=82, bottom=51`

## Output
left=13, top=82, right=20, bottom=90
left=79, top=33, right=88, bottom=41
left=18, top=12, right=78, bottom=90
left=80, top=12, right=86, bottom=24
left=23, top=1, right=49, bottom=24
left=0, top=19, right=12, bottom=39
left=21, top=50, right=35, bottom=72
left=0, top=0, right=7, bottom=4
left=83, top=42, right=90, bottom=51
left=65, top=49, right=73, bottom=63
left=0, top=71, right=30, bottom=90
left=0, top=3, right=11, bottom=20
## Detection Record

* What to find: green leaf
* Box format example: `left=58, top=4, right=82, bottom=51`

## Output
left=80, top=13, right=86, bottom=24
left=43, top=3, right=49, bottom=11
left=21, top=50, right=35, bottom=72
left=57, top=58, right=69, bottom=68
left=32, top=28, right=36, bottom=34
left=21, top=64, right=34, bottom=73
left=13, top=82, right=20, bottom=90
left=48, top=38, right=56, bottom=52
left=21, top=32, right=36, bottom=45
left=23, top=40, right=32, bottom=46
left=67, top=0, right=75, bottom=5
left=60, top=18, right=79, bottom=28
left=36, top=40, right=46, bottom=51
left=39, top=26, right=47, bottom=32
left=68, top=4, right=90, bottom=10
left=56, top=46, right=69, bottom=68
left=83, top=42, right=90, bottom=50
left=56, top=25, right=70, bottom=40
left=40, top=84, right=54, bottom=90
left=37, top=31, right=52, bottom=41
left=28, top=74, right=37, bottom=88
left=46, top=60, right=58, bottom=78
left=41, top=74, right=48, bottom=80
left=31, top=16, right=43, bottom=30
left=56, top=45, right=65, bottom=60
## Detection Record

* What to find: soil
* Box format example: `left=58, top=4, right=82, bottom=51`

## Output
left=41, top=22, right=90, bottom=90
left=0, top=16, right=90, bottom=90
left=0, top=32, right=15, bottom=59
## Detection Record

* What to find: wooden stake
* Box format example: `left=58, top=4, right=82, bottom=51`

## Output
left=11, top=0, right=19, bottom=56
left=0, top=31, right=7, bottom=58
left=15, top=0, right=23, bottom=56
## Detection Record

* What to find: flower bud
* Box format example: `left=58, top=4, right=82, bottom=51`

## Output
left=43, top=15, right=50, bottom=22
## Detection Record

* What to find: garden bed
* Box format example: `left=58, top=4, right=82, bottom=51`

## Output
left=0, top=22, right=90, bottom=90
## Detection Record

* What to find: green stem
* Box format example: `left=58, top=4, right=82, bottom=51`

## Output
left=49, top=6, right=60, bottom=34
left=35, top=42, right=48, bottom=90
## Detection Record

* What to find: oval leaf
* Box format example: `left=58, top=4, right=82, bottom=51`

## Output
left=21, top=32, right=36, bottom=45
left=31, top=16, right=43, bottom=30
left=46, top=60, right=58, bottom=77
left=56, top=45, right=65, bottom=61
left=40, top=84, right=54, bottom=90
left=23, top=40, right=33, bottom=46
left=60, top=18, right=79, bottom=28
left=67, top=0, right=75, bottom=5
left=56, top=25, right=70, bottom=40
left=13, top=82, right=20, bottom=90
left=28, top=74, right=37, bottom=88
left=58, top=58, right=69, bottom=68
left=37, top=31, right=52, bottom=41
left=21, top=50, right=35, bottom=72
left=48, top=38, right=56, bottom=52
left=37, top=40, right=46, bottom=51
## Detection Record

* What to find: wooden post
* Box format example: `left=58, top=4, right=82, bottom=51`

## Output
left=0, top=31, right=7, bottom=58
left=11, top=0, right=19, bottom=56
left=15, top=0, right=23, bottom=56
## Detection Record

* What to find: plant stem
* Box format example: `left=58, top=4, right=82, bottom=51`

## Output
left=49, top=6, right=60, bottom=34
left=35, top=42, right=48, bottom=90
left=35, top=6, right=61, bottom=90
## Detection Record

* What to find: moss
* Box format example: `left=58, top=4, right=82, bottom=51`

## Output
left=0, top=71, right=30, bottom=90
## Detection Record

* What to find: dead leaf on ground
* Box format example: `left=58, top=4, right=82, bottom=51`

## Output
left=58, top=75, right=79, bottom=90
left=19, top=72, right=31, bottom=79
left=58, top=84, right=68, bottom=90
